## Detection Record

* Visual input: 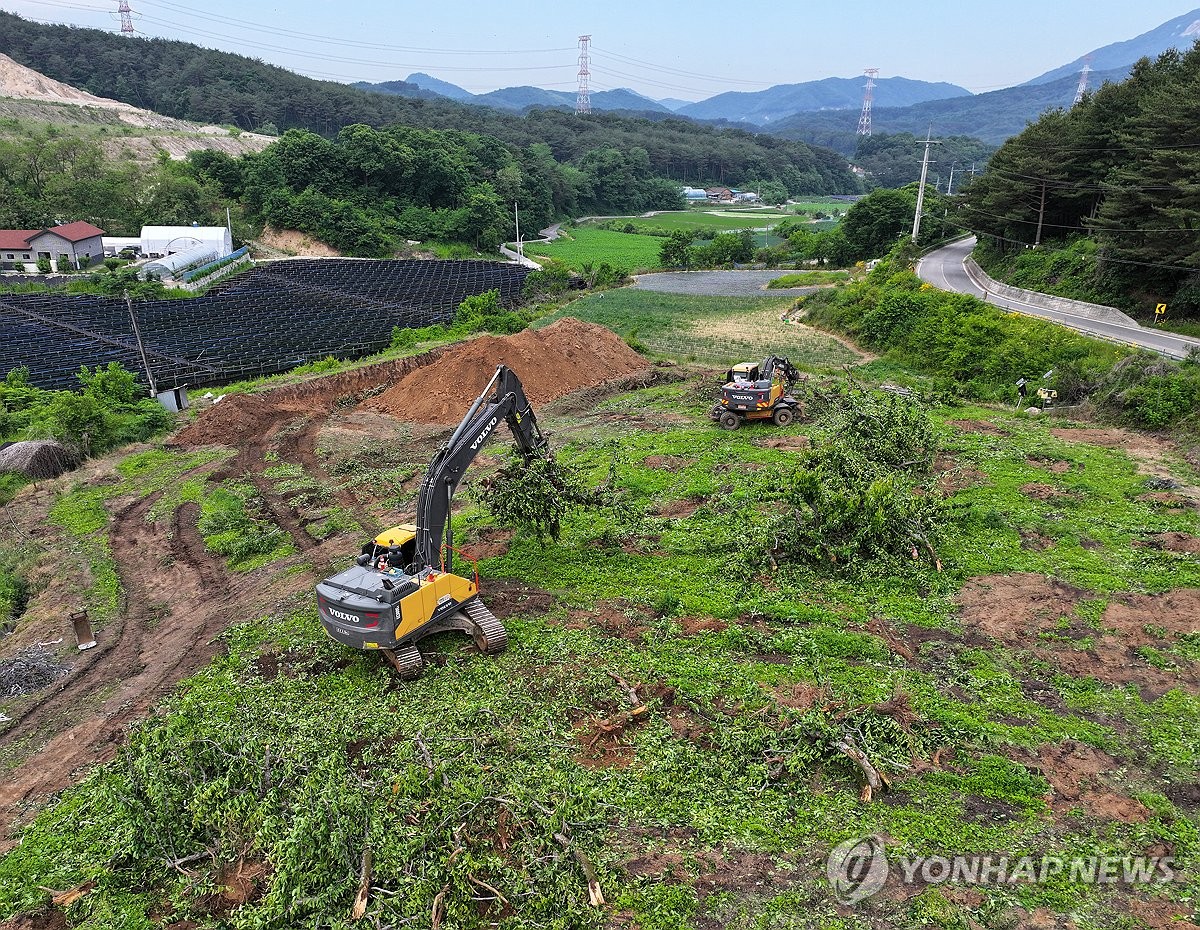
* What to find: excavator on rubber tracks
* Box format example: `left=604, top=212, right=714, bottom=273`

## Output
left=315, top=365, right=548, bottom=679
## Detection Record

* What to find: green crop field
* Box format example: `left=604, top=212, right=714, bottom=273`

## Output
left=526, top=227, right=663, bottom=272
left=599, top=211, right=781, bottom=233
left=541, top=289, right=862, bottom=369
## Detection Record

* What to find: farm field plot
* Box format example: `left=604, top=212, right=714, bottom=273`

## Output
left=526, top=226, right=664, bottom=272
left=542, top=287, right=863, bottom=369
left=615, top=211, right=784, bottom=232
left=1, top=315, right=1199, bottom=930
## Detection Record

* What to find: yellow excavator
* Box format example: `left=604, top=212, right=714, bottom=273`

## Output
left=315, top=365, right=548, bottom=678
left=710, top=354, right=802, bottom=429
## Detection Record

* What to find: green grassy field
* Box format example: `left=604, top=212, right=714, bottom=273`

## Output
left=3, top=370, right=1198, bottom=930
left=542, top=289, right=862, bottom=369
left=526, top=227, right=663, bottom=272
left=624, top=212, right=783, bottom=232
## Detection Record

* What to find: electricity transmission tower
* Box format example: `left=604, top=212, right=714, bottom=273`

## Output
left=1073, top=55, right=1093, bottom=104
left=857, top=68, right=879, bottom=136
left=576, top=35, right=592, bottom=114
left=118, top=0, right=134, bottom=35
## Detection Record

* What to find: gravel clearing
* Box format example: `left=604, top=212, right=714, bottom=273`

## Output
left=632, top=271, right=821, bottom=297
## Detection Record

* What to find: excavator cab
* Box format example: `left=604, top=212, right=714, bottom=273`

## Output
left=316, top=365, right=548, bottom=680
left=360, top=524, right=418, bottom=572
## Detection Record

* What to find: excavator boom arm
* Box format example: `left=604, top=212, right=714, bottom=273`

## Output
left=414, top=365, right=547, bottom=569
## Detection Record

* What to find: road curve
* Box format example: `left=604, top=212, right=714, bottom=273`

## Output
left=917, top=237, right=1199, bottom=360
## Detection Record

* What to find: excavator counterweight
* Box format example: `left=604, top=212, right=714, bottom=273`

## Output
left=315, top=365, right=548, bottom=677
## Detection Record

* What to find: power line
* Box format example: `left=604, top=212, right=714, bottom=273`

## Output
left=948, top=220, right=1199, bottom=273
left=960, top=205, right=1200, bottom=233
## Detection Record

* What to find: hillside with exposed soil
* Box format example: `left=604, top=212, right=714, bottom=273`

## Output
left=0, top=52, right=273, bottom=160
left=0, top=313, right=1198, bottom=930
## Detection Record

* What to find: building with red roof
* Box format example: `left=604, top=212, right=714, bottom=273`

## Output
left=0, top=221, right=106, bottom=272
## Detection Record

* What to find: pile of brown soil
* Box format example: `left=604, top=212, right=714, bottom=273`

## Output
left=366, top=318, right=648, bottom=423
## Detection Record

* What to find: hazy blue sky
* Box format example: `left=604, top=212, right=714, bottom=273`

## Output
left=4, top=0, right=1197, bottom=98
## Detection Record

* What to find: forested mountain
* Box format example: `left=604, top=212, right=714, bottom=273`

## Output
left=357, top=77, right=671, bottom=115
left=0, top=12, right=858, bottom=199
left=1024, top=7, right=1200, bottom=84
left=678, top=76, right=970, bottom=124
left=399, top=73, right=475, bottom=103
left=960, top=45, right=1200, bottom=313
left=853, top=134, right=996, bottom=190
left=772, top=67, right=1129, bottom=152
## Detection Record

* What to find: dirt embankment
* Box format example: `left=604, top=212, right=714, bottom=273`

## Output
left=367, top=319, right=649, bottom=423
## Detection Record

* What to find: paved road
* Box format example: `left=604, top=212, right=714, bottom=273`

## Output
left=917, top=237, right=1199, bottom=360
left=632, top=270, right=821, bottom=297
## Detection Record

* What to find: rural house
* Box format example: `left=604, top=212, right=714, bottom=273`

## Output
left=0, top=221, right=105, bottom=272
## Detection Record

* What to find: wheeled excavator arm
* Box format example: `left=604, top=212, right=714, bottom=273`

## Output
left=413, top=365, right=548, bottom=572
left=759, top=355, right=800, bottom=387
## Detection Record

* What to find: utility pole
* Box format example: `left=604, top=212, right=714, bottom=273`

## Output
left=911, top=128, right=942, bottom=243
left=513, top=202, right=523, bottom=262
left=946, top=162, right=957, bottom=196
left=124, top=289, right=157, bottom=398
left=1034, top=179, right=1047, bottom=248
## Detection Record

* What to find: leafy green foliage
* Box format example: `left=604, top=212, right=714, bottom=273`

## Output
left=960, top=44, right=1200, bottom=317
left=470, top=450, right=625, bottom=543
left=196, top=482, right=295, bottom=571
left=803, top=263, right=1127, bottom=403
left=768, top=386, right=946, bottom=571
left=0, top=364, right=172, bottom=457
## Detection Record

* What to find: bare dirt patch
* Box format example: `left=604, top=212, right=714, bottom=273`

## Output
left=1010, top=741, right=1150, bottom=822
left=558, top=601, right=654, bottom=641
left=0, top=912, right=68, bottom=930
left=678, top=616, right=727, bottom=635
left=1146, top=532, right=1200, bottom=554
left=755, top=435, right=811, bottom=451
left=955, top=574, right=1085, bottom=642
left=950, top=419, right=1007, bottom=436
left=956, top=576, right=1200, bottom=697
left=367, top=319, right=648, bottom=424
left=1021, top=482, right=1069, bottom=502
left=479, top=581, right=557, bottom=620
left=644, top=454, right=688, bottom=471
left=1020, top=529, right=1056, bottom=551
left=935, top=453, right=987, bottom=495
left=1027, top=456, right=1074, bottom=474
left=1125, top=898, right=1200, bottom=930
left=0, top=493, right=301, bottom=847
left=654, top=498, right=702, bottom=519
left=460, top=527, right=515, bottom=561
left=1137, top=491, right=1197, bottom=510
left=256, top=227, right=342, bottom=257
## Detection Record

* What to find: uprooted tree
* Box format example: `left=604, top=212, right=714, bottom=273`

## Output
left=469, top=448, right=625, bottom=543
left=767, top=384, right=946, bottom=571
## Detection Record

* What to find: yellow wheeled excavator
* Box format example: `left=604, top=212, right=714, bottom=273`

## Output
left=710, top=354, right=802, bottom=429
left=315, top=365, right=548, bottom=678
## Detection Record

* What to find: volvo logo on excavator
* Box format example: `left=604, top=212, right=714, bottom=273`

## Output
left=328, top=606, right=359, bottom=624
left=470, top=415, right=499, bottom=451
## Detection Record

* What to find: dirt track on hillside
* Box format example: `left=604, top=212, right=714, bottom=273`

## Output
left=0, top=322, right=653, bottom=844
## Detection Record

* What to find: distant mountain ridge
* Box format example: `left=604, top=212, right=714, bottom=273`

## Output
left=678, top=76, right=971, bottom=123
left=1024, top=7, right=1200, bottom=84
left=354, top=74, right=672, bottom=114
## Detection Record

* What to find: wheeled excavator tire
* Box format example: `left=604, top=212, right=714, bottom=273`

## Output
left=772, top=406, right=795, bottom=426
left=383, top=643, right=425, bottom=680
left=462, top=599, right=509, bottom=654
left=718, top=411, right=741, bottom=430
